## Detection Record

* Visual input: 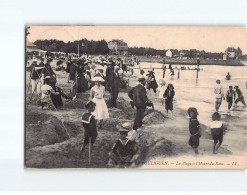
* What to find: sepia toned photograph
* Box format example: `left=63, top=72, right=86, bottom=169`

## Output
left=25, top=26, right=247, bottom=169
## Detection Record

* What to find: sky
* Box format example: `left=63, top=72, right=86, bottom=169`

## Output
left=27, top=26, right=247, bottom=54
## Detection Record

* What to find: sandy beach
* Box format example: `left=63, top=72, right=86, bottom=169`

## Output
left=25, top=59, right=247, bottom=169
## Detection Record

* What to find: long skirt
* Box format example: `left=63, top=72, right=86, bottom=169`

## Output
left=92, top=97, right=109, bottom=120
left=31, top=79, right=41, bottom=94
left=165, top=98, right=173, bottom=111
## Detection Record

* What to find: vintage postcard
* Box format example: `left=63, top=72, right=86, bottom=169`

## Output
left=25, top=26, right=247, bottom=169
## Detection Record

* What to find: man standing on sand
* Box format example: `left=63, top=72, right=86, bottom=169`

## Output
left=128, top=75, right=151, bottom=131
left=29, top=59, right=44, bottom=94
left=43, top=58, right=56, bottom=85
left=109, top=66, right=121, bottom=108
left=66, top=58, right=72, bottom=83
left=105, top=62, right=114, bottom=92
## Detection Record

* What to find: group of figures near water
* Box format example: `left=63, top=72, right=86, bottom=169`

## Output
left=26, top=55, right=246, bottom=168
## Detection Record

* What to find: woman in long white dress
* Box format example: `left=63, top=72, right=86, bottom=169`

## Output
left=90, top=76, right=109, bottom=128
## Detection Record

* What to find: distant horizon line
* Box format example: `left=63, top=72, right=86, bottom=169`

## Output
left=28, top=39, right=243, bottom=54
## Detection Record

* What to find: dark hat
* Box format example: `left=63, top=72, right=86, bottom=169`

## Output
left=47, top=58, right=53, bottom=62
left=187, top=107, right=199, bottom=115
left=212, top=112, right=221, bottom=121
left=234, top=85, right=239, bottom=89
left=85, top=101, right=96, bottom=109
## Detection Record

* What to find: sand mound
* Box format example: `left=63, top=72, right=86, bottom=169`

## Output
left=63, top=92, right=90, bottom=109
left=26, top=110, right=82, bottom=149
left=136, top=132, right=173, bottom=166
left=143, top=110, right=166, bottom=125
left=25, top=93, right=174, bottom=168
left=26, top=118, right=68, bottom=149
left=25, top=131, right=118, bottom=168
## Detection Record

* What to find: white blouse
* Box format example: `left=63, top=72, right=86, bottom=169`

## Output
left=90, top=85, right=105, bottom=99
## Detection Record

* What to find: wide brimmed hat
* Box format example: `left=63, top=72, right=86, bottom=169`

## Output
left=119, top=122, right=132, bottom=132
left=92, top=76, right=105, bottom=82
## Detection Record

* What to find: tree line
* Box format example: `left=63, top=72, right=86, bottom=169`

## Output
left=33, top=39, right=241, bottom=60
left=34, top=39, right=109, bottom=55
left=128, top=47, right=166, bottom=56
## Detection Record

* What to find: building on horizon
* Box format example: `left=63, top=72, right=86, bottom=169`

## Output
left=225, top=47, right=242, bottom=60
left=26, top=41, right=46, bottom=59
left=107, top=39, right=128, bottom=55
left=166, top=49, right=173, bottom=58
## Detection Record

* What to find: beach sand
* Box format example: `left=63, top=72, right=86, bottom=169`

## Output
left=25, top=60, right=247, bottom=169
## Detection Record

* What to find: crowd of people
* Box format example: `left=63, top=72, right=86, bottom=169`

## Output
left=26, top=55, right=246, bottom=167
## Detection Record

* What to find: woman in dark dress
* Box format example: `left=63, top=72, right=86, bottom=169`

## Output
left=163, top=84, right=175, bottom=118
left=187, top=107, right=201, bottom=155
left=50, top=85, right=72, bottom=109
left=72, top=62, right=88, bottom=99
left=146, top=71, right=158, bottom=94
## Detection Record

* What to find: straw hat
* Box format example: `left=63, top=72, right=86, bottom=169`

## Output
left=92, top=76, right=105, bottom=82
left=119, top=122, right=132, bottom=132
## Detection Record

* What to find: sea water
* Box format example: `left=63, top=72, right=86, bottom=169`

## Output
left=135, top=62, right=247, bottom=131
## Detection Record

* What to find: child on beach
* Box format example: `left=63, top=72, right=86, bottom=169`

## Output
left=234, top=86, right=246, bottom=107
left=226, top=86, right=236, bottom=111
left=214, top=79, right=225, bottom=112
left=210, top=112, right=224, bottom=154
left=163, top=84, right=175, bottom=118
left=108, top=122, right=139, bottom=168
left=187, top=107, right=201, bottom=155
left=79, top=101, right=98, bottom=158
left=158, top=79, right=166, bottom=105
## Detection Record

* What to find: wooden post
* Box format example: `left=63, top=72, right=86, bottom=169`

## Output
left=196, top=69, right=199, bottom=79
left=178, top=69, right=180, bottom=79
